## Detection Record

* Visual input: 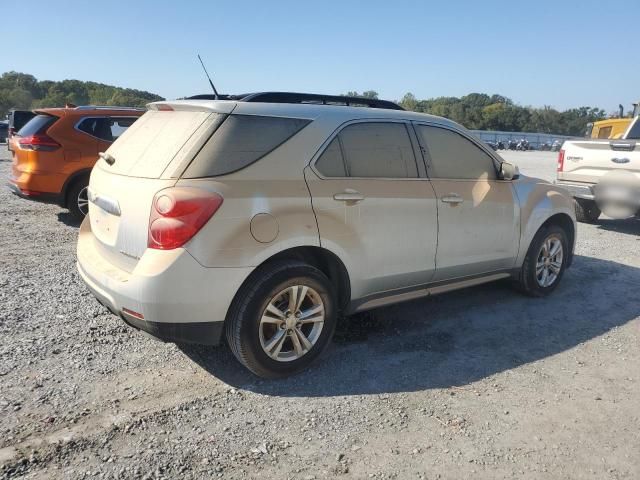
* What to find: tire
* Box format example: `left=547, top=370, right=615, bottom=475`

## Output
left=225, top=260, right=338, bottom=378
left=516, top=224, right=569, bottom=297
left=67, top=179, right=89, bottom=221
left=574, top=198, right=600, bottom=224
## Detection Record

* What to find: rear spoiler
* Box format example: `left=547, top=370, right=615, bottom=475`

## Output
left=147, top=100, right=237, bottom=114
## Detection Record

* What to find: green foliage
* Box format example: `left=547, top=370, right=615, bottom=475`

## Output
left=398, top=91, right=606, bottom=136
left=344, top=90, right=379, bottom=99
left=0, top=71, right=164, bottom=118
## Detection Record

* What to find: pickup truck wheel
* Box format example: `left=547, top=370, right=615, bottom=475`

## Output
left=225, top=261, right=337, bottom=378
left=516, top=225, right=568, bottom=297
left=574, top=198, right=600, bottom=223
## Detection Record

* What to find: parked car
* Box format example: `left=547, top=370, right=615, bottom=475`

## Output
left=556, top=114, right=640, bottom=223
left=76, top=92, right=576, bottom=378
left=0, top=121, right=8, bottom=143
left=7, top=109, right=36, bottom=149
left=7, top=106, right=143, bottom=219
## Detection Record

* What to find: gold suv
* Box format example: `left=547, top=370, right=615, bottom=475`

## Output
left=77, top=92, right=576, bottom=378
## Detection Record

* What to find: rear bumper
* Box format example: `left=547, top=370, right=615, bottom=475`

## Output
left=76, top=218, right=253, bottom=346
left=121, top=311, right=225, bottom=345
left=7, top=180, right=61, bottom=204
left=554, top=180, right=595, bottom=200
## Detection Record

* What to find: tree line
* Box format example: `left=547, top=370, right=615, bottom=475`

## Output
left=347, top=91, right=608, bottom=137
left=1, top=71, right=607, bottom=137
left=0, top=71, right=163, bottom=118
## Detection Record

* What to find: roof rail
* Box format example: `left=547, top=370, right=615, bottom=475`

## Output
left=74, top=105, right=146, bottom=111
left=185, top=92, right=404, bottom=110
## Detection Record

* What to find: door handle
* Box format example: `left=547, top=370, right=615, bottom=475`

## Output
left=333, top=190, right=365, bottom=204
left=441, top=194, right=463, bottom=204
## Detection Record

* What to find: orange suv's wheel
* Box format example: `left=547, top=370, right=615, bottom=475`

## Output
left=67, top=179, right=89, bottom=221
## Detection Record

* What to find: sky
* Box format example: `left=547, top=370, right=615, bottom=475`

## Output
left=3, top=0, right=638, bottom=113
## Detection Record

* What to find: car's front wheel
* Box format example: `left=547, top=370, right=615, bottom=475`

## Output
left=516, top=224, right=569, bottom=297
left=225, top=261, right=337, bottom=378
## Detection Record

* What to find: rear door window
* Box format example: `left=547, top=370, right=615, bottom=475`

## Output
left=77, top=116, right=138, bottom=142
left=314, top=122, right=418, bottom=178
left=315, top=137, right=347, bottom=177
left=183, top=115, right=311, bottom=178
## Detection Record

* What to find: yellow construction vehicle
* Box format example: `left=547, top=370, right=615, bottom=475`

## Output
left=585, top=101, right=639, bottom=139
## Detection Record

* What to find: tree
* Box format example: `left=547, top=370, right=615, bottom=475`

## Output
left=0, top=71, right=163, bottom=117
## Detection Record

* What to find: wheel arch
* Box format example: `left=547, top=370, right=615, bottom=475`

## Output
left=61, top=168, right=92, bottom=207
left=228, top=246, right=352, bottom=319
left=539, top=213, right=575, bottom=267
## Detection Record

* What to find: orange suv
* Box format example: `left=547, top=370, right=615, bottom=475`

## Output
left=8, top=106, right=143, bottom=219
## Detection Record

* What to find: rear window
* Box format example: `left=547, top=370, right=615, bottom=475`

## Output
left=100, top=110, right=221, bottom=178
left=16, top=114, right=57, bottom=137
left=626, top=119, right=640, bottom=140
left=183, top=114, right=311, bottom=178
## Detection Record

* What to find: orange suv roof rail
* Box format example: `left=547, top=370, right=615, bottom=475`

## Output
left=74, top=105, right=146, bottom=111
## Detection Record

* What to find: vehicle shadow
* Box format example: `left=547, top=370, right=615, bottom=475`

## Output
left=595, top=217, right=640, bottom=236
left=179, top=255, right=640, bottom=397
left=57, top=211, right=81, bottom=227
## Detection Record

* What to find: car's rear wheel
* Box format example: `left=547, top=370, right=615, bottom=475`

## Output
left=67, top=179, right=89, bottom=221
left=574, top=198, right=600, bottom=223
left=516, top=224, right=569, bottom=297
left=225, top=261, right=337, bottom=378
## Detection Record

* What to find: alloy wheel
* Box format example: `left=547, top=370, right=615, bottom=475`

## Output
left=535, top=235, right=563, bottom=287
left=77, top=186, right=89, bottom=216
left=259, top=285, right=325, bottom=362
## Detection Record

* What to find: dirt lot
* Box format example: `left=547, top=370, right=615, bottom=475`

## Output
left=1, top=148, right=639, bottom=479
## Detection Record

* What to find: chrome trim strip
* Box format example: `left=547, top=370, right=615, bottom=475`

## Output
left=349, top=271, right=511, bottom=313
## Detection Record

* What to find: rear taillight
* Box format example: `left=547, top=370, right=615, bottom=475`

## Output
left=148, top=187, right=223, bottom=250
left=557, top=149, right=565, bottom=172
left=18, top=134, right=61, bottom=152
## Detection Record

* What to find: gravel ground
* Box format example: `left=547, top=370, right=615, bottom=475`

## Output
left=1, top=147, right=639, bottom=480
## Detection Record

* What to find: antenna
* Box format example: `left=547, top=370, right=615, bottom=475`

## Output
left=197, top=54, right=219, bottom=100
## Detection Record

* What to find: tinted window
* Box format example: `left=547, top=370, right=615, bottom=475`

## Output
left=110, top=117, right=136, bottom=140
left=77, top=116, right=138, bottom=142
left=184, top=114, right=310, bottom=178
left=17, top=114, right=57, bottom=137
left=10, top=111, right=37, bottom=131
left=315, top=137, right=346, bottom=177
left=77, top=117, right=101, bottom=137
left=626, top=119, right=640, bottom=140
left=417, top=125, right=496, bottom=180
left=340, top=123, right=417, bottom=178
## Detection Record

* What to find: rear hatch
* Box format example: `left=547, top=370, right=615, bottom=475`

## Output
left=11, top=113, right=60, bottom=178
left=88, top=102, right=235, bottom=272
left=558, top=139, right=640, bottom=183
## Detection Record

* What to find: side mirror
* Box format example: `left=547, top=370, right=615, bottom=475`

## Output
left=500, top=162, right=519, bottom=180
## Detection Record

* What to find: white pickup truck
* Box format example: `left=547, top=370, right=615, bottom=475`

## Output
left=556, top=115, right=640, bottom=223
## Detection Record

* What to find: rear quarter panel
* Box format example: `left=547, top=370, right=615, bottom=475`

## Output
left=176, top=119, right=336, bottom=268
